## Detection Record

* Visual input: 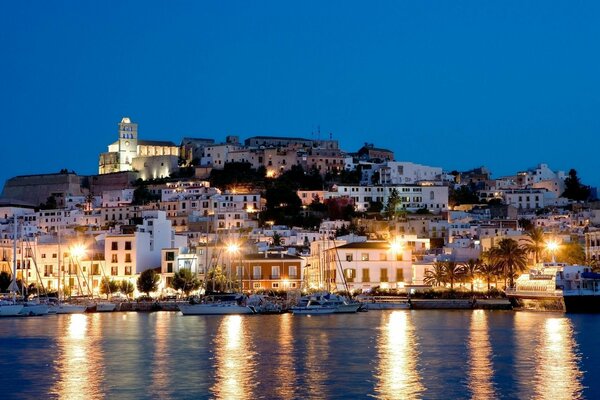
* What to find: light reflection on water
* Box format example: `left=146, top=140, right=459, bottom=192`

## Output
left=467, top=310, right=497, bottom=399
left=514, top=312, right=584, bottom=400
left=274, top=313, right=297, bottom=398
left=0, top=311, right=597, bottom=399
left=534, top=317, right=584, bottom=400
left=150, top=312, right=173, bottom=399
left=211, top=315, right=258, bottom=400
left=52, top=314, right=105, bottom=400
left=374, top=311, right=424, bottom=399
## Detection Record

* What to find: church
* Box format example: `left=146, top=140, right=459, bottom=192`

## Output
left=98, top=117, right=180, bottom=180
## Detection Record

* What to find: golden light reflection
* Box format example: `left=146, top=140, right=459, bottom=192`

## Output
left=534, top=317, right=584, bottom=400
left=467, top=310, right=496, bottom=399
left=304, top=329, right=329, bottom=398
left=275, top=314, right=296, bottom=398
left=514, top=313, right=584, bottom=400
left=211, top=316, right=257, bottom=400
left=52, top=314, right=105, bottom=400
left=150, top=313, right=173, bottom=397
left=374, top=311, right=424, bottom=399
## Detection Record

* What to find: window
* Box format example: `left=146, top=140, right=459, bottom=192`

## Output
left=289, top=265, right=297, bottom=278
left=361, top=253, right=369, bottom=261
left=346, top=253, right=353, bottom=262
left=92, top=264, right=100, bottom=275
left=290, top=282, right=297, bottom=288
left=166, top=252, right=175, bottom=261
left=125, top=241, right=132, bottom=250
left=272, top=282, right=279, bottom=288
left=362, top=268, right=370, bottom=282
left=125, top=266, right=132, bottom=275
left=396, top=268, right=404, bottom=282
left=271, top=266, right=280, bottom=279
left=125, top=253, right=132, bottom=263
left=111, top=254, right=118, bottom=263
left=345, top=268, right=356, bottom=282
left=253, top=282, right=261, bottom=289
left=381, top=268, right=388, bottom=282
left=111, top=266, right=118, bottom=276
left=167, top=262, right=173, bottom=273
left=253, top=266, right=261, bottom=279
left=111, top=242, right=118, bottom=251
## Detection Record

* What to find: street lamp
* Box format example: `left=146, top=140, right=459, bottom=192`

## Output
left=546, top=240, right=559, bottom=264
left=226, top=242, right=241, bottom=292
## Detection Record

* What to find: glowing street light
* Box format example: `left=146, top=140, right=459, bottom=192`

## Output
left=70, top=244, right=86, bottom=259
left=546, top=240, right=559, bottom=264
left=389, top=238, right=403, bottom=254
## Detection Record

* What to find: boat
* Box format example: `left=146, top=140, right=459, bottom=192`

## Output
left=179, top=294, right=255, bottom=315
left=290, top=299, right=337, bottom=315
left=506, top=263, right=600, bottom=313
left=358, top=295, right=411, bottom=310
left=293, top=292, right=361, bottom=314
left=49, top=303, right=88, bottom=314
left=0, top=300, right=24, bottom=317
left=247, top=295, right=285, bottom=314
left=18, top=301, right=49, bottom=316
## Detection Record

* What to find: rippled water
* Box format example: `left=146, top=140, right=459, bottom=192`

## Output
left=0, top=310, right=598, bottom=399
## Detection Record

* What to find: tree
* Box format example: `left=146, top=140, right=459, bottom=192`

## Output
left=562, top=169, right=591, bottom=201
left=557, top=242, right=586, bottom=265
left=136, top=269, right=160, bottom=296
left=0, top=272, right=11, bottom=292
left=424, top=262, right=447, bottom=287
left=462, top=259, right=481, bottom=292
left=477, top=261, right=497, bottom=292
left=445, top=261, right=464, bottom=290
left=489, top=238, right=528, bottom=288
left=120, top=280, right=135, bottom=299
left=271, top=232, right=282, bottom=247
left=205, top=265, right=228, bottom=293
left=171, top=268, right=202, bottom=296
left=448, top=185, right=480, bottom=207
left=522, top=227, right=546, bottom=264
left=100, top=277, right=120, bottom=299
left=383, top=188, right=401, bottom=220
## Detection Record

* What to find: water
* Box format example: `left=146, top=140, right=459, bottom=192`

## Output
left=0, top=310, right=598, bottom=399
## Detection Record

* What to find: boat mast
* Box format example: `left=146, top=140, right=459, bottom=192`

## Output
left=57, top=226, right=61, bottom=302
left=9, top=216, right=19, bottom=301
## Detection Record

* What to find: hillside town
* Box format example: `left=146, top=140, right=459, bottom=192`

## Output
left=0, top=117, right=597, bottom=301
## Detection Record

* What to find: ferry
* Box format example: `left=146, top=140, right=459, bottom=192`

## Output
left=506, top=263, right=600, bottom=313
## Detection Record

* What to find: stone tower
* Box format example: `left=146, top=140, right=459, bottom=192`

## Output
left=118, top=117, right=138, bottom=171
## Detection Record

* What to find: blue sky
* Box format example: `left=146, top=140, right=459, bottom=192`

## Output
left=1, top=1, right=599, bottom=188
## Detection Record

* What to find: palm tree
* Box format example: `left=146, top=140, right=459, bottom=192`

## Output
left=489, top=238, right=528, bottom=288
left=462, top=259, right=481, bottom=292
left=477, top=262, right=497, bottom=292
left=522, top=226, right=546, bottom=264
left=445, top=261, right=464, bottom=290
left=424, top=261, right=447, bottom=287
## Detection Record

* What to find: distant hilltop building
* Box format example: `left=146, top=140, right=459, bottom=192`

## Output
left=98, top=117, right=180, bottom=180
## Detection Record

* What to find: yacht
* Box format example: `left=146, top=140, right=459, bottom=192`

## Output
left=0, top=300, right=23, bottom=317
left=179, top=294, right=255, bottom=315
left=507, top=263, right=600, bottom=313
left=290, top=299, right=337, bottom=315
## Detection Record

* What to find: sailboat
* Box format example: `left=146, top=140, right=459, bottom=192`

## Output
left=48, top=227, right=86, bottom=314
left=1, top=217, right=24, bottom=317
left=179, top=229, right=254, bottom=315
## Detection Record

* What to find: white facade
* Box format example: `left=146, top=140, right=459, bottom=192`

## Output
left=326, top=184, right=448, bottom=213
left=379, top=161, right=443, bottom=185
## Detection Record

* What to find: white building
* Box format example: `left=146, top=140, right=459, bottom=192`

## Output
left=104, top=210, right=187, bottom=280
left=379, top=161, right=443, bottom=185
left=324, top=241, right=413, bottom=292
left=326, top=184, right=448, bottom=213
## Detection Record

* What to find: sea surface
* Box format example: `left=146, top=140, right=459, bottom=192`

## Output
left=0, top=310, right=598, bottom=399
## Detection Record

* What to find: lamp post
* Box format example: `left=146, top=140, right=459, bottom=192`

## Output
left=546, top=240, right=559, bottom=264
left=226, top=242, right=241, bottom=292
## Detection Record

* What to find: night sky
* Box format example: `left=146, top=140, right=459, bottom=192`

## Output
left=1, top=1, right=599, bottom=188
